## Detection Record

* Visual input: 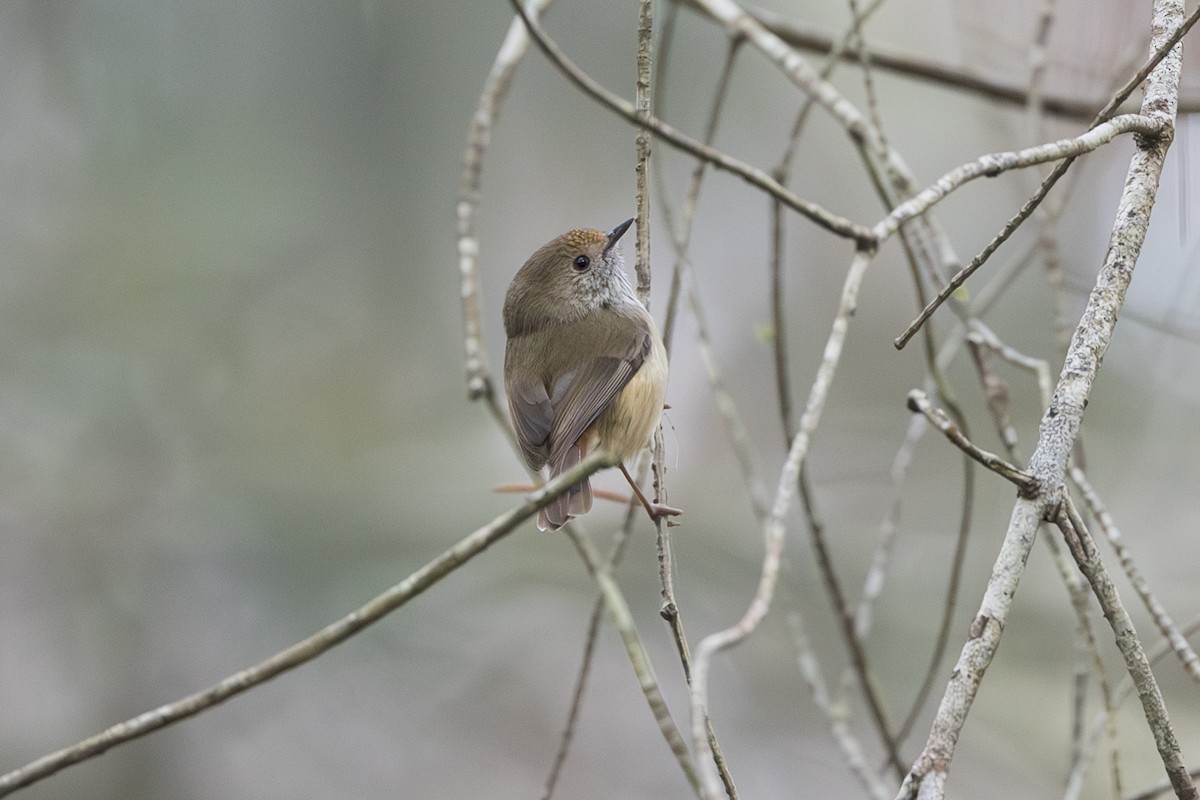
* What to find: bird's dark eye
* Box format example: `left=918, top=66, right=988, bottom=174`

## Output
left=573, top=254, right=591, bottom=271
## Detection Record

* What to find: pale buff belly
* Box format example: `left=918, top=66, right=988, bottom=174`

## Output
left=591, top=330, right=668, bottom=461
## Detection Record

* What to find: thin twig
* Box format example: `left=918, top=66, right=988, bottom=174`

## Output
left=1069, top=466, right=1200, bottom=682
left=963, top=333, right=1119, bottom=799
left=805, top=484, right=907, bottom=779
left=848, top=0, right=889, bottom=161
left=889, top=114, right=1162, bottom=243
left=632, top=5, right=732, bottom=794
left=891, top=423, right=976, bottom=749
left=1022, top=0, right=1073, bottom=356
left=689, top=0, right=921, bottom=212
left=659, top=35, right=742, bottom=351
left=1023, top=0, right=1058, bottom=141
left=905, top=390, right=1035, bottom=492
left=779, top=92, right=915, bottom=771
left=541, top=6, right=705, bottom=790
left=968, top=322, right=1054, bottom=405
left=881, top=128, right=978, bottom=756
left=767, top=0, right=888, bottom=433
left=458, top=12, right=686, bottom=782
left=656, top=0, right=688, bottom=352
left=767, top=7, right=890, bottom=757
left=1127, top=769, right=1200, bottom=800
left=649, top=19, right=746, bottom=796
left=1056, top=496, right=1196, bottom=800
left=966, top=237, right=1039, bottom=317
left=540, top=474, right=648, bottom=800
left=633, top=0, right=653, bottom=305
left=764, top=15, right=915, bottom=773
left=854, top=412, right=925, bottom=643
left=1049, top=513, right=1122, bottom=800
left=1068, top=614, right=1200, bottom=800
left=682, top=268, right=772, bottom=522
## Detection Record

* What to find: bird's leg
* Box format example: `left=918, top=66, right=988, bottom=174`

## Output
left=618, top=463, right=682, bottom=524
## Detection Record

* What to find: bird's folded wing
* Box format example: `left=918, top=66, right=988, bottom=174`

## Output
left=505, top=309, right=651, bottom=473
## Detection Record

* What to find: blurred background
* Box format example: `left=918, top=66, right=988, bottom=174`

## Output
left=2, top=1, right=1199, bottom=798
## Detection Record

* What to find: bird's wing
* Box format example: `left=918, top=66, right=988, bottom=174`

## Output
left=545, top=311, right=650, bottom=469
left=504, top=309, right=650, bottom=473
left=506, top=370, right=555, bottom=471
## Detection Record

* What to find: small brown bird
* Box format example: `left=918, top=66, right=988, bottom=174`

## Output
left=503, top=218, right=679, bottom=531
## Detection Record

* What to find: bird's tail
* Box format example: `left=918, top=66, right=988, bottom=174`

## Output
left=538, top=443, right=593, bottom=531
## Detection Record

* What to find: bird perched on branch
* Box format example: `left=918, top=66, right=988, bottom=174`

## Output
left=503, top=218, right=679, bottom=531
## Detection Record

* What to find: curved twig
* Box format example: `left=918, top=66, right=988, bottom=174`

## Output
left=689, top=241, right=877, bottom=798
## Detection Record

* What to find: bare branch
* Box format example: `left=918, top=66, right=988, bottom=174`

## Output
left=540, top=599, right=605, bottom=800
left=633, top=0, right=653, bottom=304
left=633, top=2, right=730, bottom=794
left=689, top=0, right=914, bottom=199
left=1055, top=496, right=1196, bottom=800
left=962, top=330, right=1121, bottom=800
left=541, top=487, right=649, bottom=800
left=1069, top=466, right=1200, bottom=683
left=1068, top=615, right=1200, bottom=800
left=0, top=450, right=616, bottom=797
left=906, top=389, right=1035, bottom=492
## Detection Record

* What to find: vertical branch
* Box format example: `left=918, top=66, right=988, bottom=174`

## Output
left=964, top=331, right=1120, bottom=794
left=457, top=12, right=699, bottom=794
left=645, top=6, right=741, bottom=797
left=540, top=500, right=648, bottom=800
left=1070, top=616, right=1200, bottom=800
left=1055, top=498, right=1196, bottom=800
left=634, top=0, right=653, bottom=304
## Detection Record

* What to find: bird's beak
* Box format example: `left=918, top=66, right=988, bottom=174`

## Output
left=603, top=218, right=635, bottom=255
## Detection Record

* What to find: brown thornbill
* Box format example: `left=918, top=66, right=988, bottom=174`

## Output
left=503, top=218, right=679, bottom=531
